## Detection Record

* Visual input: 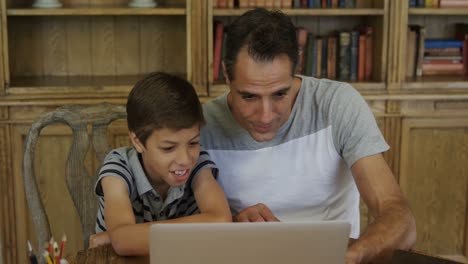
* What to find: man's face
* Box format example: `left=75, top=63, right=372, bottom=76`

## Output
left=130, top=125, right=201, bottom=188
left=226, top=49, right=299, bottom=142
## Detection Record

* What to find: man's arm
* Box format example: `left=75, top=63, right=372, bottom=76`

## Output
left=347, top=153, right=416, bottom=264
left=102, top=168, right=232, bottom=256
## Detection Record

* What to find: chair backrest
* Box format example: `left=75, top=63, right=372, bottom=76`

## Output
left=22, top=103, right=127, bottom=255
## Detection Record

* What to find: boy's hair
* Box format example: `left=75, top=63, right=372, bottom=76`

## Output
left=126, top=72, right=205, bottom=145
left=224, top=8, right=298, bottom=80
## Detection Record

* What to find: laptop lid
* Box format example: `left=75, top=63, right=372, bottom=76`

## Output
left=150, top=221, right=350, bottom=264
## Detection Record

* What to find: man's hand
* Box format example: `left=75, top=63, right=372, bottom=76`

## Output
left=89, top=232, right=111, bottom=248
left=234, top=203, right=280, bottom=222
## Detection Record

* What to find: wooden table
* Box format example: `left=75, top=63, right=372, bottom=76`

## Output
left=69, top=245, right=464, bottom=264
left=69, top=245, right=149, bottom=264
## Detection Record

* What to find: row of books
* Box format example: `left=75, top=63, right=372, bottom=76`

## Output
left=213, top=21, right=373, bottom=82
left=405, top=24, right=468, bottom=77
left=410, top=0, right=468, bottom=8
left=295, top=26, right=373, bottom=81
left=214, top=0, right=359, bottom=8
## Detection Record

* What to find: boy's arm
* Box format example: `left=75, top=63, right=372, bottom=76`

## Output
left=101, top=176, right=154, bottom=256
left=160, top=167, right=232, bottom=223
left=103, top=168, right=231, bottom=256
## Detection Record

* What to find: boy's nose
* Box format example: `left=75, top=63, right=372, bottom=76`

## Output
left=175, top=148, right=191, bottom=166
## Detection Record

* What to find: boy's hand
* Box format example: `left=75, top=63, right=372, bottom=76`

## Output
left=89, top=232, right=111, bottom=248
left=234, top=203, right=280, bottom=222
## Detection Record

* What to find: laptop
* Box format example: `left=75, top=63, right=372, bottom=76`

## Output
left=150, top=221, right=350, bottom=264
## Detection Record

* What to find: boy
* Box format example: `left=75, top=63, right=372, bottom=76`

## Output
left=90, top=72, right=231, bottom=256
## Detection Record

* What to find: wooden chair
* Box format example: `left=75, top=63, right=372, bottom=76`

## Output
left=22, top=103, right=126, bottom=258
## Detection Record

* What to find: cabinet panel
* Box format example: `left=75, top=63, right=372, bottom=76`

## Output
left=10, top=120, right=130, bottom=264
left=400, top=118, right=468, bottom=257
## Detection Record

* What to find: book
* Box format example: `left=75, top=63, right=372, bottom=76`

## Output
left=360, top=26, right=373, bottom=80
left=338, top=32, right=351, bottom=81
left=425, top=39, right=464, bottom=49
left=213, top=21, right=224, bottom=81
left=350, top=31, right=359, bottom=81
left=296, top=27, right=309, bottom=74
left=440, top=0, right=468, bottom=7
left=358, top=33, right=366, bottom=81
left=305, top=33, right=316, bottom=76
left=316, top=37, right=323, bottom=77
left=327, top=35, right=337, bottom=80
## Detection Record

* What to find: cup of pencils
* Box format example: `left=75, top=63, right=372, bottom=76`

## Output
left=28, top=234, right=68, bottom=264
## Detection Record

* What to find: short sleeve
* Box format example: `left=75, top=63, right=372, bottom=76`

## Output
left=328, top=83, right=389, bottom=167
left=94, top=148, right=134, bottom=198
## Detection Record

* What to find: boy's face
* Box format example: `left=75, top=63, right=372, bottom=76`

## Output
left=130, top=125, right=200, bottom=188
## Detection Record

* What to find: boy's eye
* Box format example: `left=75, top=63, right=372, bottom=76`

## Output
left=160, top=146, right=174, bottom=151
left=190, top=141, right=200, bottom=146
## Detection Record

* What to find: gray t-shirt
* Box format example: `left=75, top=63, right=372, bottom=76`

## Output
left=200, top=76, right=389, bottom=238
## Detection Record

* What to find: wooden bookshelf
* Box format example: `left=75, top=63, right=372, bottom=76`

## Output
left=7, top=7, right=186, bottom=16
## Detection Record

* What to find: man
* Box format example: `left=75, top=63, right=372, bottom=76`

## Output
left=200, top=8, right=416, bottom=264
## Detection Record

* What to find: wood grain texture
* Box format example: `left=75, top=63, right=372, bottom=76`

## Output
left=0, top=0, right=8, bottom=92
left=400, top=118, right=468, bottom=257
left=0, top=125, right=15, bottom=264
left=191, top=0, right=208, bottom=95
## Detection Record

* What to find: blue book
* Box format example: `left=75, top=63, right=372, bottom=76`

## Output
left=409, top=0, right=416, bottom=7
left=309, top=0, right=315, bottom=8
left=417, top=0, right=425, bottom=7
left=424, top=39, right=464, bottom=49
left=339, top=0, right=346, bottom=7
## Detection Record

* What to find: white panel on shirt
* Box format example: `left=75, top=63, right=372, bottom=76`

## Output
left=208, top=126, right=360, bottom=238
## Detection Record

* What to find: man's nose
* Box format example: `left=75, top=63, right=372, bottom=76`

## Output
left=258, top=99, right=273, bottom=124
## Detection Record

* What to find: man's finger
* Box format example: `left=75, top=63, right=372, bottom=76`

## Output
left=257, top=204, right=280, bottom=222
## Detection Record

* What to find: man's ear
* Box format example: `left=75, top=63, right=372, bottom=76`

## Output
left=129, top=131, right=145, bottom=153
left=222, top=61, right=230, bottom=84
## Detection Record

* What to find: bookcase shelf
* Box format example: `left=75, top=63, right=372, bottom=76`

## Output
left=409, top=8, right=468, bottom=16
left=403, top=76, right=468, bottom=89
left=213, top=8, right=385, bottom=16
left=7, top=7, right=186, bottom=16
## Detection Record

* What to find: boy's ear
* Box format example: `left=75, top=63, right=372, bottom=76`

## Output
left=129, top=131, right=145, bottom=153
left=222, top=61, right=230, bottom=84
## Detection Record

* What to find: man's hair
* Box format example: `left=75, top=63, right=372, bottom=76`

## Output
left=224, top=8, right=298, bottom=80
left=126, top=72, right=205, bottom=145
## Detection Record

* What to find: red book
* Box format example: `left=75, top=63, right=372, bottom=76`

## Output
left=295, top=28, right=308, bottom=74
left=217, top=0, right=228, bottom=8
left=213, top=21, right=224, bottom=81
left=358, top=34, right=366, bottom=81
left=322, top=0, right=327, bottom=8
left=464, top=36, right=468, bottom=76
left=359, top=26, right=373, bottom=81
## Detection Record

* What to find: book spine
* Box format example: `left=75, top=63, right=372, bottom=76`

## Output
left=316, top=38, right=323, bottom=77
left=296, top=28, right=309, bottom=74
left=327, top=35, right=337, bottom=79
left=409, top=0, right=417, bottom=7
left=322, top=35, right=328, bottom=77
left=424, top=39, right=464, bottom=49
left=338, top=32, right=351, bottom=81
left=213, top=21, right=224, bottom=81
left=464, top=36, right=468, bottom=76
left=364, top=27, right=373, bottom=81
left=358, top=33, right=366, bottom=81
left=305, top=33, right=315, bottom=76
left=350, top=31, right=359, bottom=82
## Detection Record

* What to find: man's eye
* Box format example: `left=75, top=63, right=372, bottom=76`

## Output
left=242, top=94, right=256, bottom=100
left=274, top=92, right=287, bottom=98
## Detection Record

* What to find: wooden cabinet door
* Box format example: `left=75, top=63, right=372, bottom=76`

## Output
left=10, top=119, right=129, bottom=264
left=400, top=118, right=468, bottom=260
